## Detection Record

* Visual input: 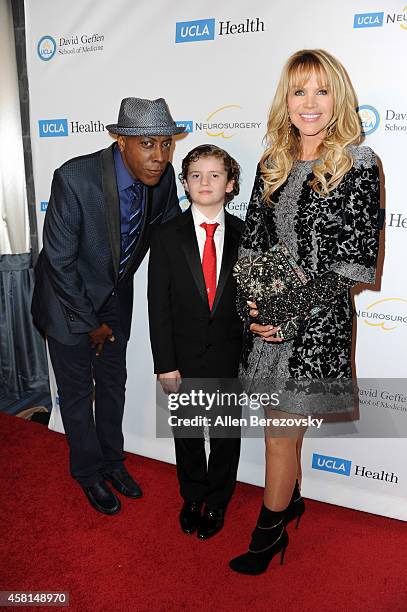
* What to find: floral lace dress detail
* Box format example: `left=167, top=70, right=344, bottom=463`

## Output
left=237, top=146, right=380, bottom=414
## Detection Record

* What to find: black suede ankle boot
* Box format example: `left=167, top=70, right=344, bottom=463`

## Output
left=285, top=480, right=306, bottom=529
left=229, top=504, right=289, bottom=575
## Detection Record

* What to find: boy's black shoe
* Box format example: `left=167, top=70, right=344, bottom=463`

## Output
left=180, top=501, right=203, bottom=534
left=197, top=507, right=224, bottom=539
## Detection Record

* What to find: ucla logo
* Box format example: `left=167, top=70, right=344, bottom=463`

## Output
left=39, top=119, right=68, bottom=137
left=353, top=12, right=384, bottom=28
left=178, top=195, right=191, bottom=212
left=175, top=19, right=215, bottom=43
left=357, top=105, right=380, bottom=135
left=312, top=453, right=352, bottom=476
left=37, top=35, right=57, bottom=61
left=40, top=201, right=48, bottom=212
left=175, top=121, right=193, bottom=133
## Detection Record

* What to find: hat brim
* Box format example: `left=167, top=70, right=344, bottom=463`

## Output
left=106, top=124, right=186, bottom=136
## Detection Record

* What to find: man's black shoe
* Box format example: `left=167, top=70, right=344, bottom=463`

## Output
left=103, top=466, right=143, bottom=498
left=179, top=501, right=203, bottom=535
left=82, top=481, right=121, bottom=515
left=197, top=507, right=225, bottom=539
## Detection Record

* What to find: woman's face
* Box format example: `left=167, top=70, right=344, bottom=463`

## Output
left=287, top=69, right=334, bottom=142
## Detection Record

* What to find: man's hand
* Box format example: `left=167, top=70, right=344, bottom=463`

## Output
left=89, top=323, right=115, bottom=356
left=247, top=300, right=283, bottom=343
left=158, top=370, right=182, bottom=395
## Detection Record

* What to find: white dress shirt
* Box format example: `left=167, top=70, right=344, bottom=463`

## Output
left=191, top=205, right=225, bottom=284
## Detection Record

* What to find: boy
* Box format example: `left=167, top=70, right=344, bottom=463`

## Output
left=148, top=144, right=244, bottom=539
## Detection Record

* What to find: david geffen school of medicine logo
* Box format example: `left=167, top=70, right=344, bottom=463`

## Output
left=37, top=36, right=57, bottom=61
left=357, top=105, right=380, bottom=135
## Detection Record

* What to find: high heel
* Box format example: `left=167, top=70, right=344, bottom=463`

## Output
left=229, top=505, right=289, bottom=575
left=280, top=536, right=288, bottom=565
left=285, top=480, right=305, bottom=529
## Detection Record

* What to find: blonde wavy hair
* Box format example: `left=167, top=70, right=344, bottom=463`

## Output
left=260, top=49, right=361, bottom=204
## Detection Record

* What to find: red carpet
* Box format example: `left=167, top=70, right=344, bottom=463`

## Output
left=1, top=413, right=406, bottom=612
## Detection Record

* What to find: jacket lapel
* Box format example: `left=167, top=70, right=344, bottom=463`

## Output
left=211, top=211, right=240, bottom=316
left=101, top=144, right=121, bottom=279
left=178, top=208, right=208, bottom=306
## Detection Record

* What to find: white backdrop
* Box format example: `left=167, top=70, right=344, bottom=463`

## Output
left=25, top=0, right=406, bottom=520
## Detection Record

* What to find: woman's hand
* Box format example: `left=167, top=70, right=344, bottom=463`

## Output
left=247, top=301, right=283, bottom=343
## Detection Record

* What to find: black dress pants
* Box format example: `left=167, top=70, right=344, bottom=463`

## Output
left=174, top=435, right=241, bottom=509
left=172, top=376, right=241, bottom=509
left=47, top=296, right=127, bottom=487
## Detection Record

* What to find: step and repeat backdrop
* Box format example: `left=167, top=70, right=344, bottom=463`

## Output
left=25, top=0, right=406, bottom=520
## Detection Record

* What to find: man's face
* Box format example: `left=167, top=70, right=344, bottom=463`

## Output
left=117, top=135, right=173, bottom=185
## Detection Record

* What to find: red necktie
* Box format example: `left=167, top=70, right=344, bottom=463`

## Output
left=200, top=222, right=219, bottom=310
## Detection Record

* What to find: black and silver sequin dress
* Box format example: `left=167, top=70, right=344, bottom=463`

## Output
left=237, top=145, right=380, bottom=415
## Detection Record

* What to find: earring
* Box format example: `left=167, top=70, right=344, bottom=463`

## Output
left=284, top=117, right=292, bottom=145
left=326, top=123, right=335, bottom=137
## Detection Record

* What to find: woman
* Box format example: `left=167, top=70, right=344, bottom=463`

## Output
left=229, top=49, right=380, bottom=575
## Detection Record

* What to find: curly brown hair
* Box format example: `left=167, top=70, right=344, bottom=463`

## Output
left=179, top=144, right=240, bottom=204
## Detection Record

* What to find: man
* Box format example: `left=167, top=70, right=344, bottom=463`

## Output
left=148, top=144, right=243, bottom=539
left=32, top=98, right=185, bottom=515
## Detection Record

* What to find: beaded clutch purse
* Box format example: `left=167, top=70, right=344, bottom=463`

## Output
left=233, top=242, right=320, bottom=340
left=233, top=241, right=309, bottom=302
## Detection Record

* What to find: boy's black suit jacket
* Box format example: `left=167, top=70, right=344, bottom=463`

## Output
left=32, top=144, right=180, bottom=345
left=148, top=207, right=244, bottom=378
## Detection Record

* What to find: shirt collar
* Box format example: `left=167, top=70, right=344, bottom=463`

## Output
left=114, top=144, right=136, bottom=192
left=191, top=204, right=225, bottom=228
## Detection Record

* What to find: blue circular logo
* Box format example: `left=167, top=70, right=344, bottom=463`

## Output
left=357, top=105, right=380, bottom=135
left=37, top=36, right=56, bottom=61
left=178, top=195, right=191, bottom=212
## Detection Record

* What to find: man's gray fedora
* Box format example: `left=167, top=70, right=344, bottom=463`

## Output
left=106, top=97, right=186, bottom=136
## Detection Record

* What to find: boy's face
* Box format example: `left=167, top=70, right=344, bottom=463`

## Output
left=185, top=156, right=234, bottom=210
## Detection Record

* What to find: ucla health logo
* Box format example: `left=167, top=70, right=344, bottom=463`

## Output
left=353, top=12, right=384, bottom=28
left=175, top=121, right=193, bottom=133
left=312, top=453, right=352, bottom=476
left=37, top=35, right=57, bottom=61
left=176, top=19, right=215, bottom=43
left=39, top=119, right=68, bottom=137
left=357, top=105, right=380, bottom=135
